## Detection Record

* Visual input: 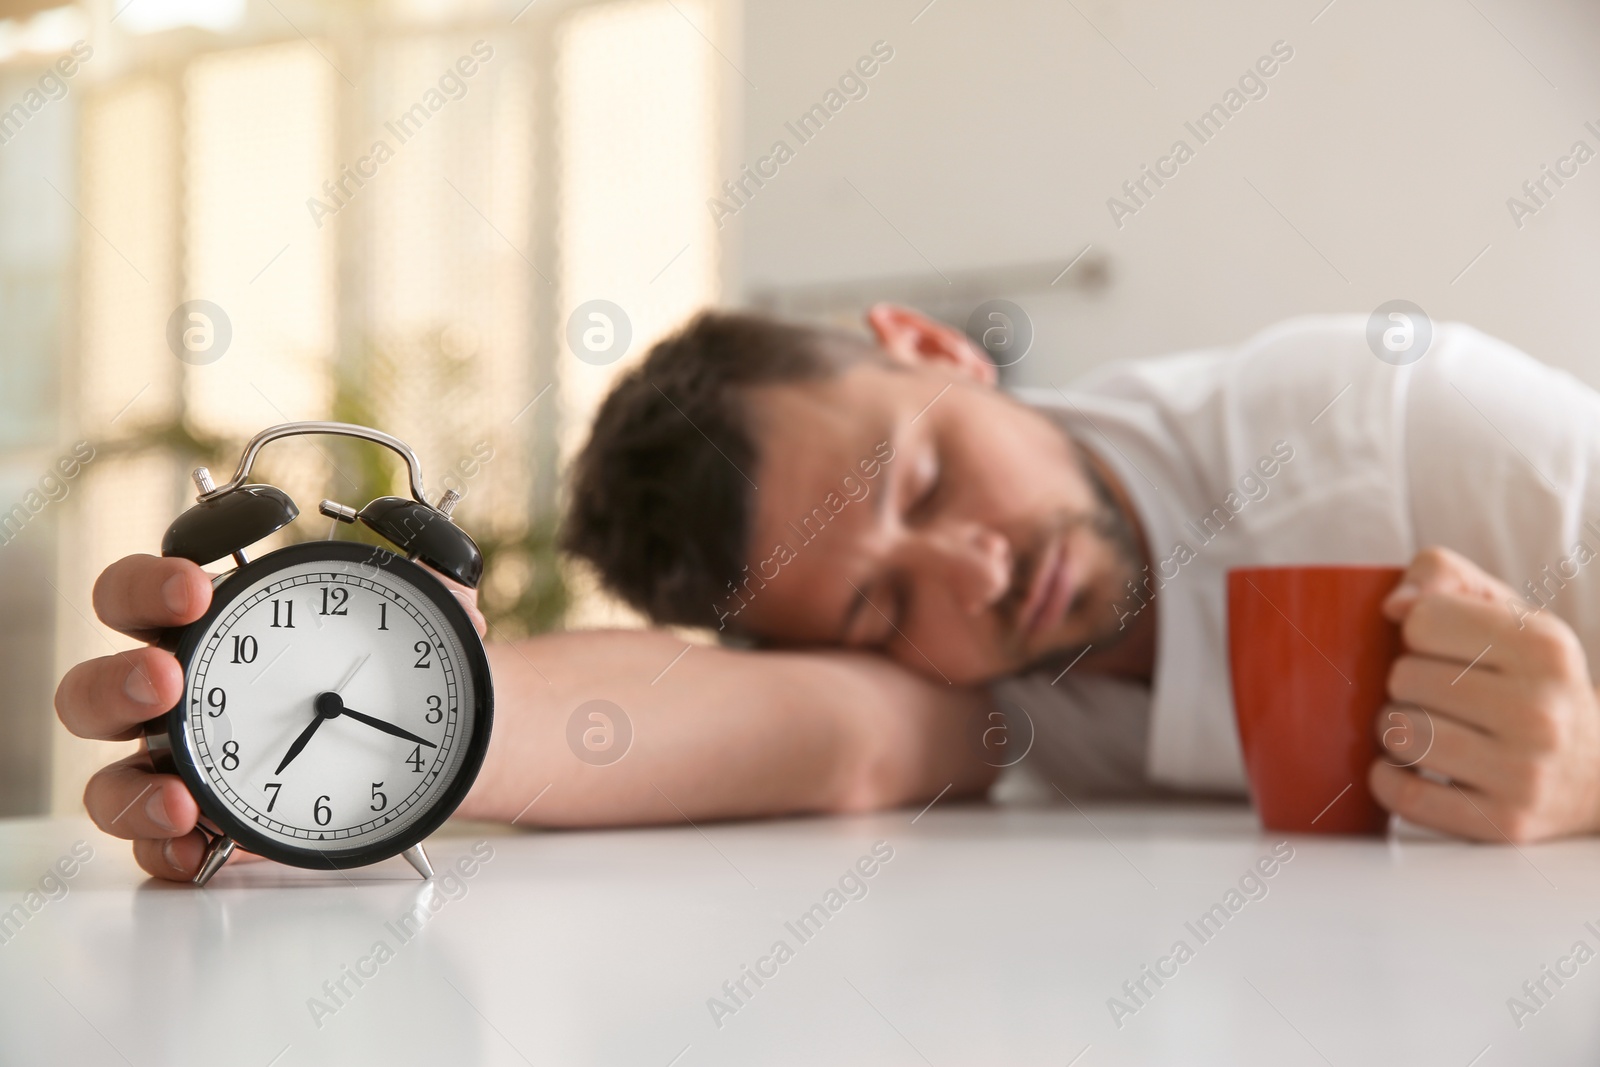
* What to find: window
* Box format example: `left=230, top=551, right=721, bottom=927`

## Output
left=558, top=0, right=721, bottom=628
left=11, top=0, right=730, bottom=815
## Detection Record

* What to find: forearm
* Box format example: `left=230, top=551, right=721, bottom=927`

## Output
left=456, top=628, right=995, bottom=827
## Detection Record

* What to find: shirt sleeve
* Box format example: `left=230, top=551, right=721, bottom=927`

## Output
left=1405, top=323, right=1600, bottom=671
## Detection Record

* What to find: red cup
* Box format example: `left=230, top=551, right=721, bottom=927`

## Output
left=1227, top=565, right=1404, bottom=835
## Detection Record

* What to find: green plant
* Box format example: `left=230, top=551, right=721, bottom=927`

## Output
left=101, top=332, right=567, bottom=638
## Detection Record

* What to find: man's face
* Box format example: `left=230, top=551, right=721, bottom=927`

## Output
left=733, top=331, right=1146, bottom=685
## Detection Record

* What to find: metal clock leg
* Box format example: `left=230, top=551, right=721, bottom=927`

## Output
left=193, top=836, right=237, bottom=887
left=402, top=843, right=434, bottom=880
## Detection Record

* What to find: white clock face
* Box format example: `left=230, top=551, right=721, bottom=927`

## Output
left=182, top=556, right=479, bottom=853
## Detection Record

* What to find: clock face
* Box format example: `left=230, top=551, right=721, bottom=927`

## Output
left=169, top=542, right=490, bottom=864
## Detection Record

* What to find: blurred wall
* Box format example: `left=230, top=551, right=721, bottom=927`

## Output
left=733, top=0, right=1600, bottom=387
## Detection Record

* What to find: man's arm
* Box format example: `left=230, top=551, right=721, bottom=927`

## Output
left=56, top=555, right=996, bottom=881
left=463, top=628, right=995, bottom=827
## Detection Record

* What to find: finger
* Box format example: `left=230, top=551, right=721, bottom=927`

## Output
left=56, top=647, right=185, bottom=741
left=1368, top=761, right=1524, bottom=842
left=1400, top=589, right=1565, bottom=673
left=439, top=574, right=487, bottom=638
left=450, top=589, right=487, bottom=638
left=131, top=835, right=263, bottom=882
left=83, top=754, right=199, bottom=840
left=1372, top=703, right=1439, bottom=768
left=1383, top=546, right=1513, bottom=620
left=1387, top=655, right=1523, bottom=737
left=131, top=831, right=210, bottom=882
left=1374, top=703, right=1506, bottom=790
left=92, top=554, right=213, bottom=640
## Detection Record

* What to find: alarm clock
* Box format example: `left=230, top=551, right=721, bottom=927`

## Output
left=144, top=421, right=494, bottom=886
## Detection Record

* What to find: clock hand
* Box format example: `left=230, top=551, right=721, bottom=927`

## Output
left=339, top=705, right=438, bottom=749
left=276, top=712, right=327, bottom=774
left=274, top=691, right=343, bottom=775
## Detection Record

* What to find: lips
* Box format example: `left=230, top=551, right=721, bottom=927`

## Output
left=1015, top=533, right=1075, bottom=643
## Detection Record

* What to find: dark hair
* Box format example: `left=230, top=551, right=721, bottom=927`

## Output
left=561, top=310, right=877, bottom=629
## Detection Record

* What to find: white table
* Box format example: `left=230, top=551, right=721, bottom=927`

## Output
left=2, top=802, right=1598, bottom=1066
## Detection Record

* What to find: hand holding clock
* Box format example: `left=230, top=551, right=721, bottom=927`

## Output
left=54, top=554, right=484, bottom=882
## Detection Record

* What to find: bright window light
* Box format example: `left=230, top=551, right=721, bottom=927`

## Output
left=116, top=0, right=247, bottom=36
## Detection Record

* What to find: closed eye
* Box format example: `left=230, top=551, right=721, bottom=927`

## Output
left=906, top=459, right=941, bottom=524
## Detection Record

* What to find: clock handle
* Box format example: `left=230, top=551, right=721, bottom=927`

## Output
left=199, top=422, right=432, bottom=505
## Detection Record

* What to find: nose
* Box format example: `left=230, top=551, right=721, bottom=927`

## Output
left=907, top=522, right=1012, bottom=615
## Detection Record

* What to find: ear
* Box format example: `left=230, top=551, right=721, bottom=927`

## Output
left=865, top=303, right=998, bottom=386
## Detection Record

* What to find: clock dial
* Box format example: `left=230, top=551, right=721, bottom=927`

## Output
left=180, top=556, right=478, bottom=853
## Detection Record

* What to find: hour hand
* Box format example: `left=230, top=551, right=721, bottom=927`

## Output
left=275, top=691, right=344, bottom=774
left=275, top=713, right=327, bottom=775
left=340, top=706, right=437, bottom=749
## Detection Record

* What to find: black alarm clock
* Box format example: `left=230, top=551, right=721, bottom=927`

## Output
left=145, top=422, right=494, bottom=886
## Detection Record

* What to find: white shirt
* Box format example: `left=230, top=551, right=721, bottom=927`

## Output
left=996, top=315, right=1600, bottom=795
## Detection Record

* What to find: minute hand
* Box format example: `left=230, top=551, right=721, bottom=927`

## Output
left=340, top=706, right=437, bottom=749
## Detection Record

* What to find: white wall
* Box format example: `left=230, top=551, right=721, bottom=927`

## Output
left=730, top=0, right=1600, bottom=387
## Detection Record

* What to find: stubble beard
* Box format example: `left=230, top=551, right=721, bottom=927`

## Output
left=1008, top=442, right=1147, bottom=677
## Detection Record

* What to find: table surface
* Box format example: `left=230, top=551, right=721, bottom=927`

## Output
left=2, top=801, right=1599, bottom=1066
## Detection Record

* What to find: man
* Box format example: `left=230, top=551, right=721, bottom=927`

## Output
left=57, top=305, right=1600, bottom=881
